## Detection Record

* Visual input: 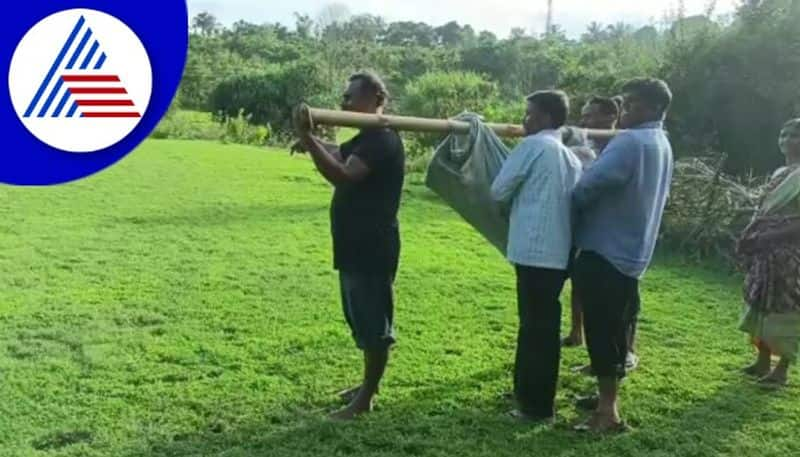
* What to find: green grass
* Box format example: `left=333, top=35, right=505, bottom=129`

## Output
left=0, top=139, right=798, bottom=457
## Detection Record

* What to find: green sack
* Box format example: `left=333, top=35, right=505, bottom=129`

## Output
left=424, top=113, right=511, bottom=255
left=425, top=116, right=590, bottom=255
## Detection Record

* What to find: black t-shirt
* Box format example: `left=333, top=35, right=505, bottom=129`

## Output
left=331, top=128, right=405, bottom=273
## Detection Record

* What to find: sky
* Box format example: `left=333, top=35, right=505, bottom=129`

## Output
left=187, top=0, right=740, bottom=38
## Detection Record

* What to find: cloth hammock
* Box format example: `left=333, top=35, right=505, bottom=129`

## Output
left=425, top=114, right=589, bottom=256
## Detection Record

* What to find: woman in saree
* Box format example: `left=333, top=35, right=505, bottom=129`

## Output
left=737, top=118, right=800, bottom=387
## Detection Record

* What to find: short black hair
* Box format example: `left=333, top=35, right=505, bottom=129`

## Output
left=587, top=96, right=620, bottom=117
left=348, top=71, right=389, bottom=107
left=621, top=78, right=672, bottom=116
left=526, top=90, right=570, bottom=128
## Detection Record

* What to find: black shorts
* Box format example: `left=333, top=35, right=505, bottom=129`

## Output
left=339, top=270, right=396, bottom=351
left=573, top=251, right=640, bottom=379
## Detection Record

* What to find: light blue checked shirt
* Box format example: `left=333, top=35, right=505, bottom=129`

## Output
left=490, top=130, right=582, bottom=270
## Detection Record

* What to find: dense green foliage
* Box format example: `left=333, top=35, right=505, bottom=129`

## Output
left=177, top=1, right=798, bottom=174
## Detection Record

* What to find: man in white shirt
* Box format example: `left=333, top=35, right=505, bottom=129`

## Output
left=490, top=90, right=583, bottom=423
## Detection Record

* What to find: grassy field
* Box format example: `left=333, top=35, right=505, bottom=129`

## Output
left=0, top=139, right=798, bottom=457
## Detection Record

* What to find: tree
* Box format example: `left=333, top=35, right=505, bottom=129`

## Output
left=582, top=21, right=607, bottom=43
left=544, top=24, right=567, bottom=41
left=509, top=27, right=527, bottom=40
left=670, top=15, right=719, bottom=41
left=478, top=31, right=498, bottom=45
left=606, top=22, right=634, bottom=41
left=294, top=13, right=314, bottom=39
left=663, top=0, right=800, bottom=174
left=192, top=12, right=220, bottom=37
left=315, top=2, right=351, bottom=37
left=434, top=21, right=474, bottom=47
left=633, top=25, right=660, bottom=45
left=337, top=14, right=387, bottom=42
left=383, top=21, right=436, bottom=47
left=401, top=71, right=499, bottom=151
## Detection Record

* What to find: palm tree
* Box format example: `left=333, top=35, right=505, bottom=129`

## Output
left=582, top=21, right=606, bottom=43
left=606, top=22, right=634, bottom=41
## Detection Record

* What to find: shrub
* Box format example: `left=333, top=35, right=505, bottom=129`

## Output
left=209, top=59, right=329, bottom=135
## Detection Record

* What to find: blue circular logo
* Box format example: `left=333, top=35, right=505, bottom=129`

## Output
left=2, top=1, right=187, bottom=185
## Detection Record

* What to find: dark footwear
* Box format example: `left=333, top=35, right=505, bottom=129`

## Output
left=574, top=395, right=599, bottom=411
left=757, top=374, right=788, bottom=389
left=562, top=335, right=583, bottom=348
left=742, top=364, right=770, bottom=378
left=508, top=409, right=554, bottom=425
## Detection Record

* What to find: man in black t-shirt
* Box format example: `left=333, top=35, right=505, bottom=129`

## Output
left=293, top=71, right=405, bottom=420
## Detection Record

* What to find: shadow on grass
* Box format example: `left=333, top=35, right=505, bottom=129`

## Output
left=127, top=366, right=783, bottom=457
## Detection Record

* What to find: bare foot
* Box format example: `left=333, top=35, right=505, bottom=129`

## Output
left=337, top=385, right=381, bottom=404
left=337, top=385, right=361, bottom=403
left=329, top=402, right=373, bottom=421
left=574, top=413, right=629, bottom=434
left=742, top=362, right=770, bottom=378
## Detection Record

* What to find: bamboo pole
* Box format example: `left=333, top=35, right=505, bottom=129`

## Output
left=304, top=106, right=620, bottom=140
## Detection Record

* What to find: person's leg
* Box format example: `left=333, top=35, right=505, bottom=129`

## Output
left=331, top=348, right=389, bottom=419
left=625, top=286, right=641, bottom=371
left=758, top=335, right=795, bottom=386
left=563, top=289, right=584, bottom=347
left=513, top=265, right=566, bottom=420
left=628, top=320, right=638, bottom=354
left=336, top=273, right=362, bottom=400
left=513, top=265, right=534, bottom=416
left=743, top=340, right=772, bottom=377
left=563, top=249, right=583, bottom=348
left=331, top=271, right=395, bottom=420
left=760, top=357, right=790, bottom=385
left=574, top=252, right=630, bottom=431
left=337, top=352, right=373, bottom=403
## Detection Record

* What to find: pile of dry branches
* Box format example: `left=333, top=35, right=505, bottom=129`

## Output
left=662, top=156, right=766, bottom=264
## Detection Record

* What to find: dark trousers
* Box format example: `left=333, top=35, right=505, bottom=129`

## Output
left=513, top=265, right=567, bottom=418
left=573, top=251, right=640, bottom=379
